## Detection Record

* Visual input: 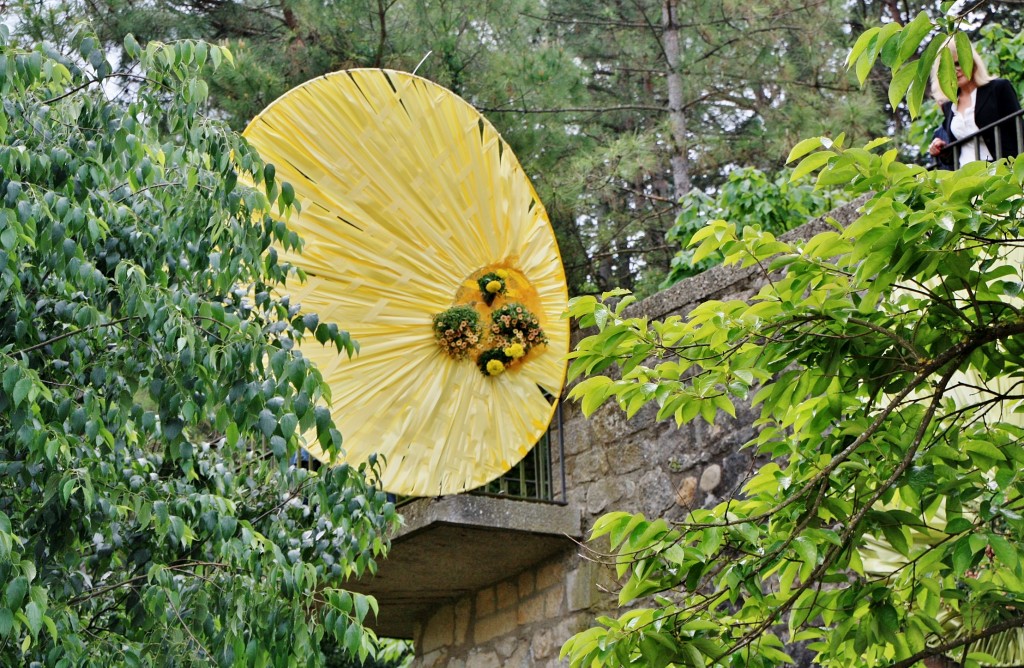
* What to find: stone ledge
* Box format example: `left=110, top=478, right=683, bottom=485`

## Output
left=350, top=495, right=582, bottom=639
left=623, top=194, right=870, bottom=322
left=398, top=495, right=582, bottom=539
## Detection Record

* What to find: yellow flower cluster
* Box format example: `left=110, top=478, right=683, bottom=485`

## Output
left=503, top=343, right=525, bottom=359
left=486, top=359, right=506, bottom=376
left=485, top=280, right=503, bottom=294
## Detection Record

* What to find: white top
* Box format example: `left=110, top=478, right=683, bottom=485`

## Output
left=950, top=88, right=993, bottom=166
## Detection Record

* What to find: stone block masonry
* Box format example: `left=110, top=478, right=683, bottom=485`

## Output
left=414, top=553, right=598, bottom=667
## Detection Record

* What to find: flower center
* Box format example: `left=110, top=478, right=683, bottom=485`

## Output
left=431, top=263, right=548, bottom=376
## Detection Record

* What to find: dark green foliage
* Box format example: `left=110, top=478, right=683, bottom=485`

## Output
left=476, top=272, right=506, bottom=306
left=476, top=347, right=512, bottom=376
left=9, top=0, right=892, bottom=296
left=488, top=303, right=547, bottom=348
left=0, top=28, right=398, bottom=666
left=432, top=305, right=482, bottom=360
left=663, top=167, right=847, bottom=286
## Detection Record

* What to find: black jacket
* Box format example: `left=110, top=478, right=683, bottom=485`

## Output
left=938, top=78, right=1023, bottom=161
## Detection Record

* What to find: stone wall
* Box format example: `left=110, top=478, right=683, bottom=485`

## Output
left=413, top=554, right=602, bottom=667
left=411, top=200, right=865, bottom=666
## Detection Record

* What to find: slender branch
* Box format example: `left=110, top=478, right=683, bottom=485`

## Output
left=676, top=318, right=1024, bottom=531
left=724, top=363, right=957, bottom=660
left=169, top=595, right=214, bottom=660
left=15, top=316, right=140, bottom=355
left=886, top=615, right=1024, bottom=668
left=113, top=180, right=184, bottom=200
left=475, top=104, right=667, bottom=115
left=68, top=574, right=149, bottom=605
left=249, top=477, right=317, bottom=523
left=846, top=317, right=921, bottom=358
left=41, top=73, right=171, bottom=105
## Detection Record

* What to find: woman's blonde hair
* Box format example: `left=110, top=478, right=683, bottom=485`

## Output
left=930, top=38, right=994, bottom=104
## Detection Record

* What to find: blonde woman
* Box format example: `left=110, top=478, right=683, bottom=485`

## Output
left=927, top=41, right=1022, bottom=167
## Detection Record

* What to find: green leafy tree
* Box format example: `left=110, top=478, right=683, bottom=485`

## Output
left=662, top=167, right=848, bottom=287
left=531, top=0, right=888, bottom=294
left=11, top=0, right=892, bottom=296
left=561, top=14, right=1024, bottom=668
left=0, top=28, right=399, bottom=666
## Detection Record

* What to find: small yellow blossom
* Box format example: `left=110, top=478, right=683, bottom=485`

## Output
left=496, top=269, right=509, bottom=279
left=486, top=359, right=506, bottom=375
left=486, top=280, right=503, bottom=294
left=503, top=343, right=525, bottom=359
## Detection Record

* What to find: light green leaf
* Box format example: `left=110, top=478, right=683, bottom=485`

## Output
left=937, top=46, right=958, bottom=104
left=847, top=27, right=880, bottom=69
left=787, top=137, right=823, bottom=164
left=888, top=63, right=918, bottom=110
left=12, top=377, right=31, bottom=407
left=989, top=535, right=1018, bottom=569
left=954, top=32, right=973, bottom=81
left=791, top=151, right=836, bottom=181
left=893, top=12, right=933, bottom=70
left=24, top=602, right=41, bottom=638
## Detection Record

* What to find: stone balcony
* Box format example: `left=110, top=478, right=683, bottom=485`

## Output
left=348, top=494, right=581, bottom=639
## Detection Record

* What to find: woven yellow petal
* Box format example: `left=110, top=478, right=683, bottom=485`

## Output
left=243, top=70, right=569, bottom=497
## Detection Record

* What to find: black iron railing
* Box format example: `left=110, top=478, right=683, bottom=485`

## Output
left=388, top=400, right=567, bottom=506
left=472, top=401, right=567, bottom=503
left=932, top=108, right=1024, bottom=168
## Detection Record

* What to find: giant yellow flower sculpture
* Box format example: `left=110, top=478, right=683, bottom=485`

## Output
left=243, top=70, right=569, bottom=497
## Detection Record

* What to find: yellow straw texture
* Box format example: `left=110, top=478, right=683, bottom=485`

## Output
left=243, top=70, right=569, bottom=496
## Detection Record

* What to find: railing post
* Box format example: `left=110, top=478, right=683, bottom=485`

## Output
left=557, top=400, right=566, bottom=503
left=928, top=109, right=1024, bottom=169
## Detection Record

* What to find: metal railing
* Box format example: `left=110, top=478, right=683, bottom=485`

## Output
left=472, top=400, right=566, bottom=503
left=387, top=399, right=568, bottom=507
left=932, top=108, right=1024, bottom=168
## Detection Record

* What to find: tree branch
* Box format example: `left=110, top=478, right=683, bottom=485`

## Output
left=15, top=316, right=140, bottom=355
left=886, top=614, right=1024, bottom=668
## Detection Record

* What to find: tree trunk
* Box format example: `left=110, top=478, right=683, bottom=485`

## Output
left=661, top=0, right=691, bottom=203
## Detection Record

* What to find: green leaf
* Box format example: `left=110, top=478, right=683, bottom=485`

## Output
left=952, top=539, right=974, bottom=574
left=226, top=422, right=240, bottom=447
left=258, top=409, right=276, bottom=438
left=12, top=377, right=31, bottom=407
left=280, top=182, right=295, bottom=207
left=876, top=603, right=899, bottom=641
left=279, top=412, right=298, bottom=440
left=893, top=12, right=933, bottom=70
left=908, top=36, right=943, bottom=117
left=791, top=151, right=836, bottom=181
left=936, top=46, right=957, bottom=104
left=5, top=577, right=27, bottom=609
left=881, top=524, right=910, bottom=557
left=888, top=63, right=918, bottom=110
left=60, top=477, right=77, bottom=504
left=953, top=32, right=973, bottom=81
left=354, top=594, right=370, bottom=623
left=793, top=536, right=818, bottom=579
left=0, top=608, right=12, bottom=637
left=964, top=440, right=1006, bottom=463
left=847, top=27, right=880, bottom=70
left=787, top=137, right=823, bottom=164
left=945, top=517, right=974, bottom=534
left=989, top=535, right=1018, bottom=569
left=24, top=601, right=41, bottom=638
